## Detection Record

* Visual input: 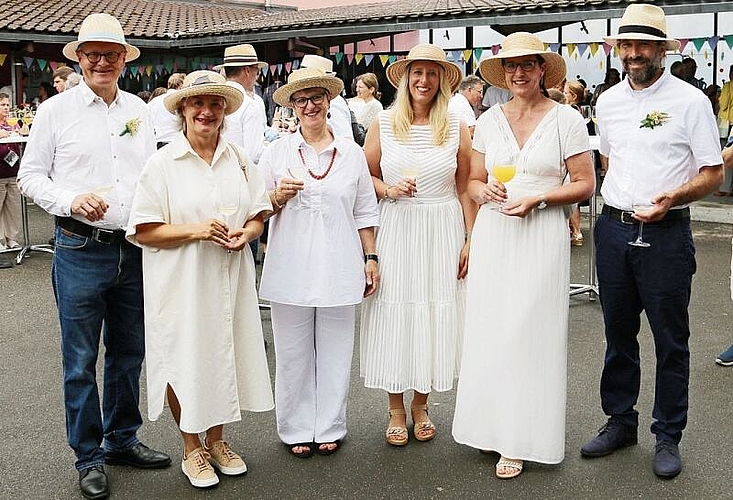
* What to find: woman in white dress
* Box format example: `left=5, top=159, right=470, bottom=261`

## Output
left=360, top=44, right=476, bottom=446
left=348, top=73, right=383, bottom=131
left=259, top=67, right=379, bottom=458
left=127, top=71, right=274, bottom=488
left=451, top=33, right=595, bottom=479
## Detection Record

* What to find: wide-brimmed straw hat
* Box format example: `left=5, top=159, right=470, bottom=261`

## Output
left=272, top=67, right=344, bottom=108
left=164, top=70, right=243, bottom=115
left=604, top=4, right=680, bottom=52
left=478, top=32, right=566, bottom=90
left=213, top=44, right=268, bottom=70
left=386, top=44, right=462, bottom=92
left=62, top=13, right=140, bottom=63
left=300, top=54, right=337, bottom=76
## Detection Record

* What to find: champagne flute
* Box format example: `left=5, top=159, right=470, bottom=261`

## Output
left=628, top=203, right=653, bottom=248
left=490, top=163, right=516, bottom=211
left=216, top=183, right=240, bottom=252
left=288, top=166, right=308, bottom=207
left=7, top=113, right=18, bottom=130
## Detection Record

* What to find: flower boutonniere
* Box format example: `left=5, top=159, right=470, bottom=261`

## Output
left=640, top=111, right=670, bottom=130
left=120, top=118, right=142, bottom=137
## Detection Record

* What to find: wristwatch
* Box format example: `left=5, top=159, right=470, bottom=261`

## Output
left=364, top=254, right=379, bottom=263
left=537, top=196, right=548, bottom=210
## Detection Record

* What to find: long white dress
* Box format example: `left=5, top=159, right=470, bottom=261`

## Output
left=452, top=104, right=589, bottom=463
left=360, top=110, right=466, bottom=394
left=127, top=134, right=274, bottom=433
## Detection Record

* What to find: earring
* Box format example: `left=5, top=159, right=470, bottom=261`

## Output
left=327, top=111, right=332, bottom=119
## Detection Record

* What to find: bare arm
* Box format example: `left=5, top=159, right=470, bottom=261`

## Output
left=358, top=226, right=379, bottom=297
left=135, top=220, right=231, bottom=249
left=723, top=146, right=733, bottom=170
left=455, top=122, right=478, bottom=279
left=365, top=118, right=416, bottom=200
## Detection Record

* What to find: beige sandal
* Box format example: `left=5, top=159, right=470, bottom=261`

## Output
left=410, top=404, right=436, bottom=442
left=385, top=408, right=408, bottom=446
left=496, top=457, right=523, bottom=479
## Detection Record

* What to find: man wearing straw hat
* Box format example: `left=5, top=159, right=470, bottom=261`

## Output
left=580, top=4, right=723, bottom=479
left=18, top=13, right=170, bottom=499
left=299, top=54, right=355, bottom=140
left=215, top=44, right=268, bottom=166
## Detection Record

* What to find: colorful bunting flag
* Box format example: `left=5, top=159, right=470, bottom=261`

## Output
left=473, top=48, right=483, bottom=61
left=567, top=43, right=577, bottom=56
left=462, top=50, right=472, bottom=62
left=692, top=38, right=706, bottom=52
left=285, top=61, right=292, bottom=73
left=23, top=56, right=33, bottom=68
left=678, top=39, right=689, bottom=53
left=379, top=54, right=390, bottom=67
left=549, top=43, right=561, bottom=53
left=0, top=54, right=6, bottom=67
left=365, top=55, right=374, bottom=66
left=334, top=53, right=344, bottom=64
left=726, top=35, right=733, bottom=50
left=355, top=53, right=364, bottom=64
left=577, top=43, right=589, bottom=57
left=602, top=43, right=613, bottom=56
left=708, top=36, right=719, bottom=50
left=589, top=43, right=599, bottom=57
left=346, top=54, right=354, bottom=65
left=293, top=60, right=300, bottom=70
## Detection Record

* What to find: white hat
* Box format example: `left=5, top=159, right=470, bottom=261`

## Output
left=272, top=67, right=344, bottom=108
left=164, top=71, right=244, bottom=115
left=62, top=13, right=140, bottom=63
left=213, top=44, right=268, bottom=70
left=604, top=4, right=680, bottom=52
left=386, top=44, right=462, bottom=93
left=300, top=54, right=336, bottom=76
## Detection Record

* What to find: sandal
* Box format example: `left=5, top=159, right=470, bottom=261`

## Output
left=385, top=408, right=409, bottom=446
left=410, top=404, right=436, bottom=442
left=571, top=233, right=583, bottom=247
left=288, top=442, right=314, bottom=459
left=496, top=457, right=523, bottom=479
left=315, top=440, right=341, bottom=456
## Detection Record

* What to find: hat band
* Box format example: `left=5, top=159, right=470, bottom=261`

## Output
left=618, top=24, right=668, bottom=39
left=223, top=55, right=260, bottom=64
left=79, top=32, right=127, bottom=44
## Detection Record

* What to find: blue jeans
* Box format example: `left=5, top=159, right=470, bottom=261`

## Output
left=52, top=225, right=145, bottom=471
left=595, top=215, right=695, bottom=444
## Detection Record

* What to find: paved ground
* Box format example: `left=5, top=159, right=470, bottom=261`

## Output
left=1, top=203, right=732, bottom=500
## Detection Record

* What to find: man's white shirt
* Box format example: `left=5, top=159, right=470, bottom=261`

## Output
left=148, top=89, right=180, bottom=144
left=223, top=80, right=266, bottom=165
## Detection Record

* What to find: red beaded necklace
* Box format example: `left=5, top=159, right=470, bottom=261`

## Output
left=298, top=148, right=337, bottom=180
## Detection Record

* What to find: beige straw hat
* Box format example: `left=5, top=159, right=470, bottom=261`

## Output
left=386, top=44, right=462, bottom=92
left=478, top=32, right=566, bottom=90
left=213, top=44, right=268, bottom=70
left=603, top=4, right=680, bottom=52
left=300, top=54, right=337, bottom=76
left=62, top=13, right=140, bottom=63
left=272, top=67, right=344, bottom=108
left=164, top=70, right=244, bottom=115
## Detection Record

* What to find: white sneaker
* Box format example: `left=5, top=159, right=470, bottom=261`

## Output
left=181, top=447, right=219, bottom=488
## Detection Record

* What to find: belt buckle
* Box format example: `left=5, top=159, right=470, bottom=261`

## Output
left=620, top=211, right=636, bottom=225
left=93, top=228, right=116, bottom=244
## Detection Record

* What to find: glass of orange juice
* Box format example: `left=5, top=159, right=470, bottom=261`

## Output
left=490, top=163, right=516, bottom=210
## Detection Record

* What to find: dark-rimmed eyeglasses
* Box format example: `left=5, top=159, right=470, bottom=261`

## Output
left=78, top=51, right=125, bottom=64
left=502, top=60, right=538, bottom=74
left=291, top=93, right=327, bottom=109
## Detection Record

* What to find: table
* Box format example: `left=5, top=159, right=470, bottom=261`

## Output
left=0, top=135, right=54, bottom=264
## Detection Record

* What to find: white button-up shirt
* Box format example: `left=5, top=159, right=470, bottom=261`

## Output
left=598, top=70, right=723, bottom=210
left=223, top=80, right=266, bottom=165
left=148, top=89, right=180, bottom=144
left=18, top=79, right=155, bottom=230
left=448, top=92, right=477, bottom=128
left=329, top=94, right=356, bottom=140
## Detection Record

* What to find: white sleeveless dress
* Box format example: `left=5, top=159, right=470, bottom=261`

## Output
left=360, top=110, right=466, bottom=394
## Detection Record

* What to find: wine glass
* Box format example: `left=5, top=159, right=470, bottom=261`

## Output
left=628, top=203, right=653, bottom=248
left=288, top=166, right=308, bottom=207
left=490, top=163, right=516, bottom=211
left=6, top=113, right=19, bottom=130
left=216, top=183, right=240, bottom=252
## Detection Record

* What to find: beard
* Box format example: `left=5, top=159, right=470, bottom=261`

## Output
left=622, top=56, right=662, bottom=86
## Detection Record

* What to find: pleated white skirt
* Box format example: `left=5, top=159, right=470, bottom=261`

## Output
left=359, top=195, right=466, bottom=393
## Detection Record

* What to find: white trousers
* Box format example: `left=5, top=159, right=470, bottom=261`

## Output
left=271, top=302, right=355, bottom=444
left=0, top=177, right=20, bottom=243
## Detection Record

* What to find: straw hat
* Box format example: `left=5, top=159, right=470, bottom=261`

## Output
left=478, top=32, right=566, bottom=90
left=272, top=67, right=344, bottom=108
left=386, top=44, right=462, bottom=92
left=213, top=44, right=268, bottom=70
left=62, top=13, right=140, bottom=63
left=164, top=70, right=244, bottom=115
left=604, top=4, right=680, bottom=52
left=300, top=54, right=337, bottom=76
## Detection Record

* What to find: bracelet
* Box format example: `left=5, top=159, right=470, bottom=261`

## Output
left=384, top=186, right=396, bottom=203
left=270, top=189, right=284, bottom=211
left=364, top=253, right=379, bottom=263
left=465, top=231, right=471, bottom=241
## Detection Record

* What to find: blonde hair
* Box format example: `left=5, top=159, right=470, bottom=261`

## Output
left=389, top=62, right=452, bottom=146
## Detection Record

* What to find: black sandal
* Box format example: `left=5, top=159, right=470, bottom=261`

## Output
left=315, top=440, right=341, bottom=456
left=288, top=442, right=315, bottom=459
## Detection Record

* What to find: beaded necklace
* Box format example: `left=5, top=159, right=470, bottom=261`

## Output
left=297, top=148, right=337, bottom=180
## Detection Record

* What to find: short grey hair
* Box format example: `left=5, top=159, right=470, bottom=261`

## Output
left=459, top=75, right=484, bottom=92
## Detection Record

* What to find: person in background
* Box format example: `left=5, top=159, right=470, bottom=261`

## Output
left=718, top=65, right=733, bottom=140
left=348, top=72, right=383, bottom=132
left=681, top=58, right=705, bottom=90
left=590, top=69, right=620, bottom=107
left=564, top=80, right=589, bottom=246
left=448, top=75, right=484, bottom=137
left=716, top=140, right=733, bottom=366
left=148, top=87, right=166, bottom=101
left=0, top=71, right=28, bottom=107
left=65, top=72, right=82, bottom=90
left=0, top=92, right=21, bottom=259
left=580, top=4, right=723, bottom=480
left=127, top=70, right=274, bottom=489
left=480, top=83, right=512, bottom=113
left=17, top=13, right=171, bottom=499
left=52, top=67, right=76, bottom=94
left=147, top=72, right=185, bottom=149
left=136, top=90, right=151, bottom=102
left=34, top=81, right=57, bottom=107
left=300, top=54, right=355, bottom=140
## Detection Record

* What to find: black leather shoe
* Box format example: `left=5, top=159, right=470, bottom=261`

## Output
left=105, top=443, right=171, bottom=469
left=653, top=440, right=682, bottom=479
left=79, top=465, right=108, bottom=500
left=580, top=420, right=638, bottom=457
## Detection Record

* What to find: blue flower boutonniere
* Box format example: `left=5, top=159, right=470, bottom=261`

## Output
left=640, top=111, right=670, bottom=130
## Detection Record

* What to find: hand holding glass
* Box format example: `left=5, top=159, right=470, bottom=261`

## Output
left=288, top=167, right=308, bottom=206
left=216, top=183, right=240, bottom=251
left=628, top=203, right=653, bottom=248
left=490, top=164, right=516, bottom=210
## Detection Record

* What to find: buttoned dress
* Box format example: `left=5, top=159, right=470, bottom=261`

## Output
left=127, top=134, right=274, bottom=433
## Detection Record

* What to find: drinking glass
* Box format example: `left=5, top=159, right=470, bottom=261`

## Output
left=628, top=203, right=653, bottom=248
left=216, top=183, right=240, bottom=252
left=288, top=166, right=309, bottom=207
left=490, top=163, right=516, bottom=211
left=7, top=113, right=18, bottom=129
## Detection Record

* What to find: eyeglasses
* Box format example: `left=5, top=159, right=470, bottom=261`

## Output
left=470, top=86, right=484, bottom=96
left=502, top=60, right=538, bottom=74
left=291, top=93, right=327, bottom=109
left=78, top=51, right=125, bottom=64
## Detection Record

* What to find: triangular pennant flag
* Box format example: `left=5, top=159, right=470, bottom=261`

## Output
left=292, top=59, right=300, bottom=70
left=678, top=39, right=689, bottom=53
left=334, top=53, right=344, bottom=64
left=261, top=65, right=269, bottom=77
left=365, top=54, right=374, bottom=66
left=473, top=48, right=483, bottom=61
left=602, top=43, right=613, bottom=56
left=146, top=65, right=153, bottom=76
left=544, top=43, right=550, bottom=51
left=726, top=35, right=733, bottom=50
left=155, top=64, right=164, bottom=75
left=379, top=54, right=390, bottom=67
left=37, top=59, right=48, bottom=71
left=707, top=36, right=719, bottom=50
left=121, top=67, right=127, bottom=78
left=138, top=65, right=146, bottom=75
left=164, top=61, right=174, bottom=73
left=49, top=61, right=59, bottom=71
left=23, top=56, right=34, bottom=68
left=567, top=43, right=577, bottom=56
left=462, top=50, right=473, bottom=62
left=549, top=43, right=561, bottom=53
left=692, top=38, right=706, bottom=52
left=346, top=53, right=354, bottom=65
left=0, top=54, right=6, bottom=67
left=285, top=61, right=292, bottom=73
left=269, top=64, right=277, bottom=75
left=275, top=63, right=282, bottom=74
left=388, top=55, right=397, bottom=64
left=577, top=43, right=589, bottom=57
left=491, top=45, right=500, bottom=56
left=197, top=63, right=206, bottom=70
left=130, top=66, right=138, bottom=76
left=74, top=64, right=81, bottom=73
left=355, top=53, right=364, bottom=65
left=589, top=43, right=599, bottom=57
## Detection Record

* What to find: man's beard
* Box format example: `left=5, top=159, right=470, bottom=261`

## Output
left=623, top=56, right=661, bottom=86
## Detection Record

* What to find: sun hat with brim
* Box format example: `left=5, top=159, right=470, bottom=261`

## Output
left=164, top=70, right=244, bottom=115
left=62, top=13, right=140, bottom=63
left=300, top=54, right=337, bottom=76
left=603, top=4, right=680, bottom=52
left=478, top=32, right=566, bottom=90
left=386, top=44, right=462, bottom=92
left=213, top=44, right=268, bottom=70
left=273, top=67, right=344, bottom=108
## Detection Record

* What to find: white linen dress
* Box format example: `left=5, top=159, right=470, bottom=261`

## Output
left=452, top=104, right=589, bottom=463
left=127, top=133, right=274, bottom=433
left=360, top=110, right=466, bottom=394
